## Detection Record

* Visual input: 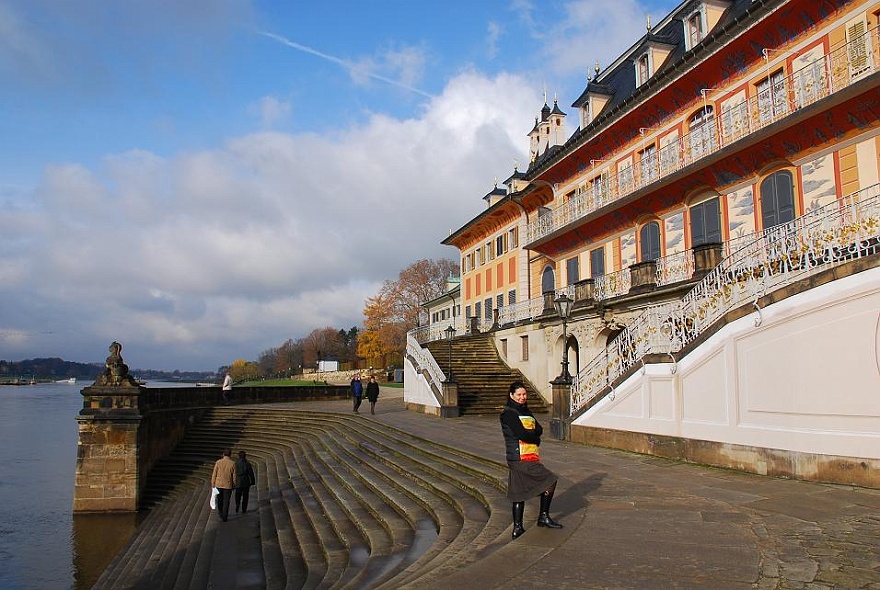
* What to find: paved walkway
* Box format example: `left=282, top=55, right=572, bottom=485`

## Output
left=291, top=386, right=880, bottom=589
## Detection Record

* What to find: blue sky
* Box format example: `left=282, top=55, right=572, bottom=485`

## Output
left=1, top=0, right=679, bottom=371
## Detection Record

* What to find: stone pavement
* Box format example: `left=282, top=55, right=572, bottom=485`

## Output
left=298, top=386, right=880, bottom=589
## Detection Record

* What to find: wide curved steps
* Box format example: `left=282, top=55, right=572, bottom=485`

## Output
left=92, top=407, right=511, bottom=590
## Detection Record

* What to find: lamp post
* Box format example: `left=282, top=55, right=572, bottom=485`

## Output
left=553, top=293, right=573, bottom=383
left=444, top=325, right=456, bottom=383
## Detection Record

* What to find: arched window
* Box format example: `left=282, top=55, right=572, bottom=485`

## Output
left=688, top=106, right=715, bottom=159
left=760, top=170, right=795, bottom=229
left=541, top=266, right=555, bottom=293
left=689, top=197, right=721, bottom=246
left=639, top=221, right=661, bottom=262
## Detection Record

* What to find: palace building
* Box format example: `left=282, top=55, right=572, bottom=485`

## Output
left=406, top=0, right=880, bottom=487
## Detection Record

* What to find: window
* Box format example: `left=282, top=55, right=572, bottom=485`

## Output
left=590, top=247, right=605, bottom=277
left=500, top=339, right=508, bottom=358
left=686, top=11, right=704, bottom=50
left=688, top=106, right=715, bottom=160
left=846, top=16, right=872, bottom=78
left=541, top=266, right=555, bottom=293
left=508, top=227, right=518, bottom=249
left=496, top=235, right=505, bottom=257
left=465, top=305, right=471, bottom=319
left=640, top=221, right=661, bottom=261
left=496, top=294, right=504, bottom=311
left=760, top=170, right=795, bottom=229
left=566, top=256, right=580, bottom=285
left=508, top=290, right=516, bottom=305
left=484, top=298, right=492, bottom=320
left=639, top=144, right=657, bottom=184
left=690, top=197, right=722, bottom=246
left=757, top=69, right=787, bottom=123
left=618, top=162, right=634, bottom=194
left=637, top=53, right=650, bottom=85
left=521, top=335, right=529, bottom=361
left=474, top=302, right=481, bottom=320
left=590, top=172, right=609, bottom=206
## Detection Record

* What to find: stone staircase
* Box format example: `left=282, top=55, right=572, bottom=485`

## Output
left=93, top=407, right=511, bottom=590
left=423, top=332, right=548, bottom=415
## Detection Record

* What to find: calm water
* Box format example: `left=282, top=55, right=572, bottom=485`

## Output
left=0, top=381, right=186, bottom=590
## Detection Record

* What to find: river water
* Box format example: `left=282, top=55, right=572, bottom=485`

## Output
left=0, top=381, right=183, bottom=590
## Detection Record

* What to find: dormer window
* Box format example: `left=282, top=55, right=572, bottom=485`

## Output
left=637, top=53, right=651, bottom=85
left=686, top=10, right=705, bottom=50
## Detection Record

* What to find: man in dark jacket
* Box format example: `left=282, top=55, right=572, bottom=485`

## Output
left=234, top=450, right=256, bottom=513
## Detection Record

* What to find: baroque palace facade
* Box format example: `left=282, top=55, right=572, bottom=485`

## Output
left=406, top=0, right=880, bottom=486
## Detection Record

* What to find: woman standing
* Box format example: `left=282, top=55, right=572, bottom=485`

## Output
left=365, top=375, right=380, bottom=414
left=500, top=380, right=563, bottom=539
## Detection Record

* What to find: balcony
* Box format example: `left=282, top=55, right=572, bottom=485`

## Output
left=526, top=25, right=880, bottom=246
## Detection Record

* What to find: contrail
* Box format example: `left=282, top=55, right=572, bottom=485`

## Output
left=259, top=31, right=433, bottom=99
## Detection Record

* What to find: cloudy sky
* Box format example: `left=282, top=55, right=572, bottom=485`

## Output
left=0, top=0, right=678, bottom=371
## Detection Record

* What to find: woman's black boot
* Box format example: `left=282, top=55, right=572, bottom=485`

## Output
left=537, top=490, right=563, bottom=528
left=511, top=502, right=525, bottom=539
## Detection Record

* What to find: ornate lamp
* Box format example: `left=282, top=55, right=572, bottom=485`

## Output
left=553, top=293, right=573, bottom=383
left=444, top=325, right=456, bottom=383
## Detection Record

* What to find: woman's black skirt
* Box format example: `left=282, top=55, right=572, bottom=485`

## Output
left=507, top=460, right=558, bottom=502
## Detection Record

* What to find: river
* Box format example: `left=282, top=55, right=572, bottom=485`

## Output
left=0, top=381, right=185, bottom=590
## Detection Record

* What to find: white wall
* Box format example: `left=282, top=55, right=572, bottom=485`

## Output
left=403, top=359, right=441, bottom=409
left=575, top=266, right=880, bottom=461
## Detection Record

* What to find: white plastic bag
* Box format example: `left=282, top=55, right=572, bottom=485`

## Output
left=209, top=487, right=218, bottom=509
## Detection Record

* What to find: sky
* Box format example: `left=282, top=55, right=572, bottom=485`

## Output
left=0, top=0, right=680, bottom=371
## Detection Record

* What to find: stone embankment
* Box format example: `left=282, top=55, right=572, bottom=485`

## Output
left=93, top=404, right=510, bottom=589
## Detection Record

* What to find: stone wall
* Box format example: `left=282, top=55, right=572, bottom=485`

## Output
left=74, top=384, right=349, bottom=512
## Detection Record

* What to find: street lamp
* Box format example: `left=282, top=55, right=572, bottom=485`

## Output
left=444, top=325, right=456, bottom=383
left=553, top=293, right=573, bottom=383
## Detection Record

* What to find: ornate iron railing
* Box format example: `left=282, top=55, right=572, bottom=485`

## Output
left=406, top=332, right=447, bottom=390
left=527, top=24, right=880, bottom=245
left=570, top=183, right=880, bottom=415
left=656, top=250, right=695, bottom=286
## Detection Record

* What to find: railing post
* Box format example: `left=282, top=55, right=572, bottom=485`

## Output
left=440, top=381, right=460, bottom=418
left=629, top=259, right=658, bottom=293
left=574, top=278, right=594, bottom=303
left=549, top=380, right=571, bottom=440
left=692, top=242, right=724, bottom=278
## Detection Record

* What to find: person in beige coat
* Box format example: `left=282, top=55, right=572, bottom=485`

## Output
left=211, top=448, right=236, bottom=521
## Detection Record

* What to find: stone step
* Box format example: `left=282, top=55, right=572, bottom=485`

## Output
left=105, top=407, right=513, bottom=589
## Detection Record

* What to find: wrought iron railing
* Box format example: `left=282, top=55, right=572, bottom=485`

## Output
left=527, top=24, right=880, bottom=245
left=570, top=183, right=880, bottom=415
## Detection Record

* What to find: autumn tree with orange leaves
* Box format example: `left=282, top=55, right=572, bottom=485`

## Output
left=358, top=258, right=458, bottom=366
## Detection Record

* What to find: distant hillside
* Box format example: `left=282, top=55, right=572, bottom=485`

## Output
left=0, top=357, right=102, bottom=380
left=0, top=358, right=216, bottom=382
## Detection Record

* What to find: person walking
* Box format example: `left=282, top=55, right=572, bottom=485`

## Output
left=234, top=450, right=256, bottom=513
left=350, top=374, right=363, bottom=413
left=365, top=375, right=380, bottom=414
left=211, top=448, right=236, bottom=522
left=500, top=381, right=563, bottom=539
left=222, top=372, right=233, bottom=405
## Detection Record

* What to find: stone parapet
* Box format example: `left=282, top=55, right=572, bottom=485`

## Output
left=74, top=383, right=350, bottom=512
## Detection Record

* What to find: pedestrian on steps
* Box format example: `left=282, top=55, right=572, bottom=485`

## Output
left=366, top=375, right=380, bottom=414
left=350, top=374, right=363, bottom=413
left=500, top=381, right=563, bottom=539
left=234, top=450, right=256, bottom=513
left=211, top=448, right=236, bottom=522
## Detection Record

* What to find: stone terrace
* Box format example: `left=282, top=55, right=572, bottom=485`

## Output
left=92, top=389, right=880, bottom=589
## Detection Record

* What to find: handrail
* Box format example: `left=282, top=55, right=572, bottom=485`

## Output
left=571, top=182, right=880, bottom=415
left=406, top=332, right=447, bottom=390
left=527, top=24, right=880, bottom=245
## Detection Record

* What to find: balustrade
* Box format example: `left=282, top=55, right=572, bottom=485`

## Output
left=570, top=183, right=880, bottom=416
left=527, top=26, right=880, bottom=245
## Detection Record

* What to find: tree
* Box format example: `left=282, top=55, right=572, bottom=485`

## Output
left=359, top=258, right=458, bottom=364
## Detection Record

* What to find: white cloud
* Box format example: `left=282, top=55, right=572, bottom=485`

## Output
left=248, top=95, right=292, bottom=128
left=0, top=70, right=541, bottom=370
